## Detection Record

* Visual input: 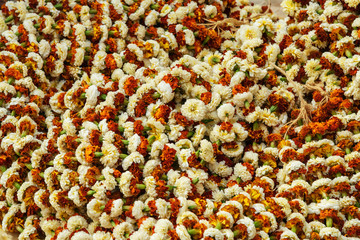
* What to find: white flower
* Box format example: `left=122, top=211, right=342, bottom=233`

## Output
left=119, top=171, right=134, bottom=197
left=199, top=140, right=215, bottom=164
left=144, top=176, right=157, bottom=197
left=234, top=163, right=252, bottom=182
left=100, top=142, right=120, bottom=167
left=67, top=215, right=88, bottom=232
left=319, top=227, right=341, bottom=239
left=236, top=25, right=262, bottom=43
left=174, top=176, right=192, bottom=198
left=176, top=225, right=191, bottom=240
left=217, top=103, right=235, bottom=121
left=157, top=81, right=174, bottom=103
left=181, top=99, right=207, bottom=122
left=238, top=217, right=256, bottom=239
left=203, top=228, right=224, bottom=240
left=114, top=222, right=134, bottom=240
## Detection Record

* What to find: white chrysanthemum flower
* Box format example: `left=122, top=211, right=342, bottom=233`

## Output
left=181, top=99, right=207, bottom=122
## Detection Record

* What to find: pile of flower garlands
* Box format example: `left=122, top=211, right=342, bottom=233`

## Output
left=1, top=0, right=360, bottom=238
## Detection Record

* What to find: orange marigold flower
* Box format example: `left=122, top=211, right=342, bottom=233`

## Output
left=160, top=145, right=177, bottom=172
left=174, top=112, right=194, bottom=127
left=123, top=76, right=139, bottom=96
left=137, top=137, right=149, bottom=156
left=220, top=122, right=233, bottom=132
left=219, top=69, right=231, bottom=86
left=85, top=145, right=100, bottom=164
left=326, top=117, right=343, bottom=132
left=105, top=54, right=117, bottom=70
left=201, top=92, right=212, bottom=104
left=154, top=105, right=171, bottom=124
left=232, top=84, right=248, bottom=95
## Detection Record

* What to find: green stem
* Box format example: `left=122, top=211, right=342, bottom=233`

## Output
left=94, top=152, right=104, bottom=157
left=13, top=182, right=21, bottom=190
left=54, top=3, right=63, bottom=9
left=152, top=92, right=161, bottom=99
left=253, top=121, right=259, bottom=130
left=188, top=229, right=200, bottom=236
left=201, top=119, right=214, bottom=124
left=0, top=166, right=6, bottom=172
left=291, top=226, right=297, bottom=233
left=119, top=154, right=128, bottom=159
left=236, top=177, right=242, bottom=184
left=305, top=135, right=312, bottom=142
left=345, top=50, right=353, bottom=58
left=326, top=217, right=332, bottom=227
left=314, top=65, right=322, bottom=71
left=100, top=94, right=107, bottom=100
left=97, top=175, right=105, bottom=181
left=16, top=226, right=23, bottom=233
left=111, top=220, right=116, bottom=227
left=150, top=4, right=159, bottom=10
left=188, top=205, right=198, bottom=210
left=7, top=77, right=15, bottom=84
left=89, top=9, right=97, bottom=14
left=254, top=221, right=262, bottom=228
left=215, top=222, right=222, bottom=230
left=5, top=15, right=14, bottom=23
left=244, top=100, right=250, bottom=109
left=122, top=205, right=130, bottom=211
left=136, top=184, right=146, bottom=190
left=121, top=140, right=129, bottom=145
left=202, top=36, right=210, bottom=46
left=270, top=105, right=277, bottom=112
left=87, top=190, right=96, bottom=196
left=118, top=126, right=124, bottom=132
left=187, top=131, right=194, bottom=138
left=211, top=56, right=220, bottom=64
left=345, top=148, right=351, bottom=155
left=25, top=163, right=32, bottom=170
left=148, top=135, right=156, bottom=145
left=167, top=185, right=176, bottom=191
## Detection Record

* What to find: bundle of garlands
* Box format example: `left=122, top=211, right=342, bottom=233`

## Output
left=0, top=0, right=359, bottom=239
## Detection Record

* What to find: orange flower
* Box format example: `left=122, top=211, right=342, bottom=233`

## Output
left=147, top=200, right=158, bottom=218
left=200, top=92, right=212, bottom=104
left=137, top=136, right=149, bottom=156
left=162, top=74, right=179, bottom=90
left=160, top=146, right=176, bottom=173
left=220, top=122, right=233, bottom=132
left=232, top=84, right=248, bottom=95
left=123, top=76, right=139, bottom=96
left=174, top=112, right=194, bottom=127
left=84, top=166, right=100, bottom=186
left=219, top=69, right=231, bottom=86
left=105, top=54, right=117, bottom=70
left=254, top=214, right=271, bottom=233
left=85, top=145, right=100, bottom=164
left=154, top=105, right=171, bottom=124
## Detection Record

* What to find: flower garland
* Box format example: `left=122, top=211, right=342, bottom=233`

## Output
left=0, top=0, right=360, bottom=239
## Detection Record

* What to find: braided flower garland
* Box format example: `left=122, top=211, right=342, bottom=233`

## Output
left=0, top=0, right=360, bottom=239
